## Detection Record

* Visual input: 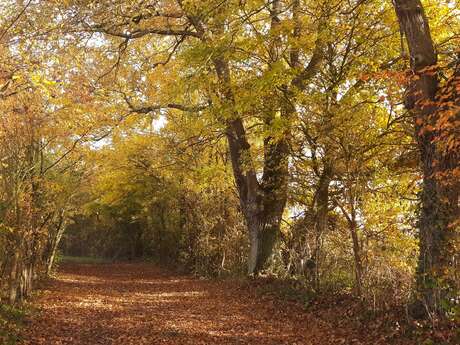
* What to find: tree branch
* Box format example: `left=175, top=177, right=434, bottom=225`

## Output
left=0, top=0, right=33, bottom=42
left=291, top=20, right=326, bottom=90
left=123, top=93, right=210, bottom=113
left=91, top=25, right=201, bottom=39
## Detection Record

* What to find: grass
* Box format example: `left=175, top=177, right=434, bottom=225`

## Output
left=0, top=303, right=27, bottom=345
left=247, top=277, right=315, bottom=308
left=58, top=255, right=113, bottom=265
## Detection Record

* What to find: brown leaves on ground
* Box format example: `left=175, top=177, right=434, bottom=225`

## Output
left=20, top=263, right=457, bottom=345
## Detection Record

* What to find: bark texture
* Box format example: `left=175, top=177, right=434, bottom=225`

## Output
left=394, top=0, right=460, bottom=316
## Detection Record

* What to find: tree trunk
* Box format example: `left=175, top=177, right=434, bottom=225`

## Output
left=46, top=219, right=66, bottom=276
left=184, top=4, right=314, bottom=275
left=312, top=168, right=331, bottom=289
left=19, top=263, right=33, bottom=301
left=9, top=250, right=20, bottom=304
left=336, top=196, right=363, bottom=296
left=393, top=0, right=460, bottom=316
left=246, top=203, right=284, bottom=275
left=213, top=56, right=288, bottom=275
left=349, top=218, right=363, bottom=296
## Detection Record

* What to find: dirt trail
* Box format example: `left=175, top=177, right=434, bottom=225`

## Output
left=20, top=263, right=375, bottom=345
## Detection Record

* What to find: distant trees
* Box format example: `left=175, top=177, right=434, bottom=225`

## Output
left=61, top=131, right=248, bottom=276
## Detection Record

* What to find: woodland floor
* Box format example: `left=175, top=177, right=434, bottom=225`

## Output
left=19, top=263, right=455, bottom=345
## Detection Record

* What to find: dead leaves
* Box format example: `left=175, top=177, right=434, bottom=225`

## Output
left=19, top=263, right=459, bottom=345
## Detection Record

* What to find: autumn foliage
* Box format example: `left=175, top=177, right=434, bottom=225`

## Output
left=0, top=0, right=459, bottom=344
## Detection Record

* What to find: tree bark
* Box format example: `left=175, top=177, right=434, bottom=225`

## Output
left=213, top=50, right=287, bottom=275
left=45, top=214, right=66, bottom=275
left=9, top=249, right=20, bottom=304
left=312, top=167, right=332, bottom=289
left=393, top=0, right=460, bottom=316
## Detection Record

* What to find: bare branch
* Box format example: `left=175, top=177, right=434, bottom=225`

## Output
left=91, top=24, right=201, bottom=39
left=129, top=102, right=209, bottom=113
left=121, top=91, right=210, bottom=113
left=0, top=0, right=33, bottom=43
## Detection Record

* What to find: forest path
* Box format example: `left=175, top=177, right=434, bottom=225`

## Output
left=20, top=263, right=373, bottom=345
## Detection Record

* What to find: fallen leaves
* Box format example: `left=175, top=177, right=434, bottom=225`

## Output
left=19, top=263, right=459, bottom=345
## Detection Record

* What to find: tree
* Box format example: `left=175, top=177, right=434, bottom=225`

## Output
left=55, top=0, right=335, bottom=274
left=393, top=0, right=459, bottom=316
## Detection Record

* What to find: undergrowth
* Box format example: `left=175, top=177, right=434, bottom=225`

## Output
left=0, top=303, right=27, bottom=345
left=246, top=276, right=459, bottom=345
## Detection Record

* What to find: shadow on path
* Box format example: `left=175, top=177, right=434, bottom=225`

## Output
left=20, top=263, right=346, bottom=344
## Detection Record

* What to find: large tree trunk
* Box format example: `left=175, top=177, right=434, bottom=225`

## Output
left=393, top=0, right=460, bottom=316
left=246, top=196, right=286, bottom=275
left=225, top=115, right=287, bottom=275
left=212, top=53, right=289, bottom=275
left=184, top=2, right=323, bottom=275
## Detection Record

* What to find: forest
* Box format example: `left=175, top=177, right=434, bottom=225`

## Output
left=0, top=0, right=459, bottom=344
